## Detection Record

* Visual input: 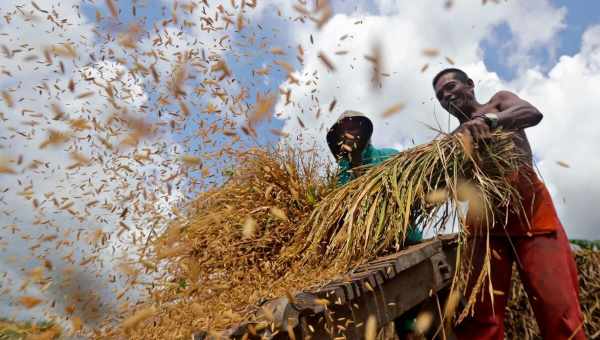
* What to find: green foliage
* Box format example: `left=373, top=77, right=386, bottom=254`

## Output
left=570, top=239, right=600, bottom=250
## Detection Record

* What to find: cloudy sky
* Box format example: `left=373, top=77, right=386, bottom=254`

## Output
left=270, top=0, right=600, bottom=240
left=0, top=0, right=599, bottom=331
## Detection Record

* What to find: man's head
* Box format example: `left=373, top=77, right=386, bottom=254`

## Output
left=326, top=110, right=373, bottom=159
left=432, top=68, right=476, bottom=121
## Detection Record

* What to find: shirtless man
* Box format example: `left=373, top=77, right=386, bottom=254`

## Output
left=433, top=68, right=586, bottom=340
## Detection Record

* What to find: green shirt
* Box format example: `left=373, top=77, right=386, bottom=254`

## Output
left=335, top=144, right=423, bottom=244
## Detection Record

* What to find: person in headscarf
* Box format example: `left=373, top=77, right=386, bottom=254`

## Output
left=327, top=110, right=397, bottom=186
left=327, top=110, right=423, bottom=339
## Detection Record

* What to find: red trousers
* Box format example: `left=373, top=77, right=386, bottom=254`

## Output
left=455, top=224, right=586, bottom=340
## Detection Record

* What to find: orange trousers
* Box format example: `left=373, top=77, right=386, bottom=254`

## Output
left=455, top=224, right=586, bottom=340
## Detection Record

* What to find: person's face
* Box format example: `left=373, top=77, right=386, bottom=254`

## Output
left=340, top=119, right=361, bottom=137
left=434, top=72, right=475, bottom=120
left=337, top=119, right=367, bottom=154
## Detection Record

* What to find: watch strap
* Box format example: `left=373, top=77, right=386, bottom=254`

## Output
left=483, top=113, right=499, bottom=129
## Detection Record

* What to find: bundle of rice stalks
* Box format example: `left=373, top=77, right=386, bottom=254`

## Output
left=504, top=250, right=600, bottom=339
left=290, top=132, right=525, bottom=265
left=122, top=146, right=339, bottom=337
left=284, top=131, right=527, bottom=322
left=155, top=146, right=334, bottom=275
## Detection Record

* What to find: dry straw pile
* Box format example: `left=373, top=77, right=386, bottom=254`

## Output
left=505, top=250, right=600, bottom=339
left=122, top=146, right=340, bottom=338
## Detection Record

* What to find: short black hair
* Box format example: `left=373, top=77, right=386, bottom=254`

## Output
left=432, top=68, right=470, bottom=88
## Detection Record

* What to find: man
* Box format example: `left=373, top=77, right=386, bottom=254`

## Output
left=326, top=110, right=422, bottom=338
left=432, top=68, right=586, bottom=340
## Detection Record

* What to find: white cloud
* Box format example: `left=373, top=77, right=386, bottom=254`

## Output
left=504, top=0, right=566, bottom=50
left=276, top=0, right=564, bottom=151
left=0, top=1, right=187, bottom=324
left=273, top=0, right=598, bottom=239
left=512, top=25, right=600, bottom=239
left=0, top=57, right=185, bottom=325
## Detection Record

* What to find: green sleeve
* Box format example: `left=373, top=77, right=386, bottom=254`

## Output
left=406, top=226, right=423, bottom=244
left=370, top=147, right=398, bottom=164
left=378, top=147, right=399, bottom=158
left=335, top=159, right=352, bottom=187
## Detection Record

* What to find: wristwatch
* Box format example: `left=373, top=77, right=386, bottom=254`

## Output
left=482, top=113, right=500, bottom=129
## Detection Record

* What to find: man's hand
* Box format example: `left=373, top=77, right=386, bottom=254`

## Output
left=454, top=116, right=491, bottom=140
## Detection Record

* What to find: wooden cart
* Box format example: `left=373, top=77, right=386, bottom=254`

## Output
left=193, top=235, right=458, bottom=340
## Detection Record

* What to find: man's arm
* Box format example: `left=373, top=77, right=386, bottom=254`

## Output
left=491, top=91, right=543, bottom=130
left=453, top=91, right=543, bottom=140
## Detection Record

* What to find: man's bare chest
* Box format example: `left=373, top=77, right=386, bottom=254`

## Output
left=472, top=102, right=500, bottom=116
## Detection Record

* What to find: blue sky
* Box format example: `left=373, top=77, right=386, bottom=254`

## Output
left=305, top=0, right=600, bottom=82
left=78, top=0, right=600, bottom=156
left=552, top=0, right=600, bottom=54
left=483, top=0, right=600, bottom=80
left=267, top=0, right=600, bottom=82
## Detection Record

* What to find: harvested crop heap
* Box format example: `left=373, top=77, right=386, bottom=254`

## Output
left=121, top=147, right=340, bottom=338
left=505, top=249, right=600, bottom=339
left=0, top=319, right=61, bottom=340
left=123, top=132, right=535, bottom=338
